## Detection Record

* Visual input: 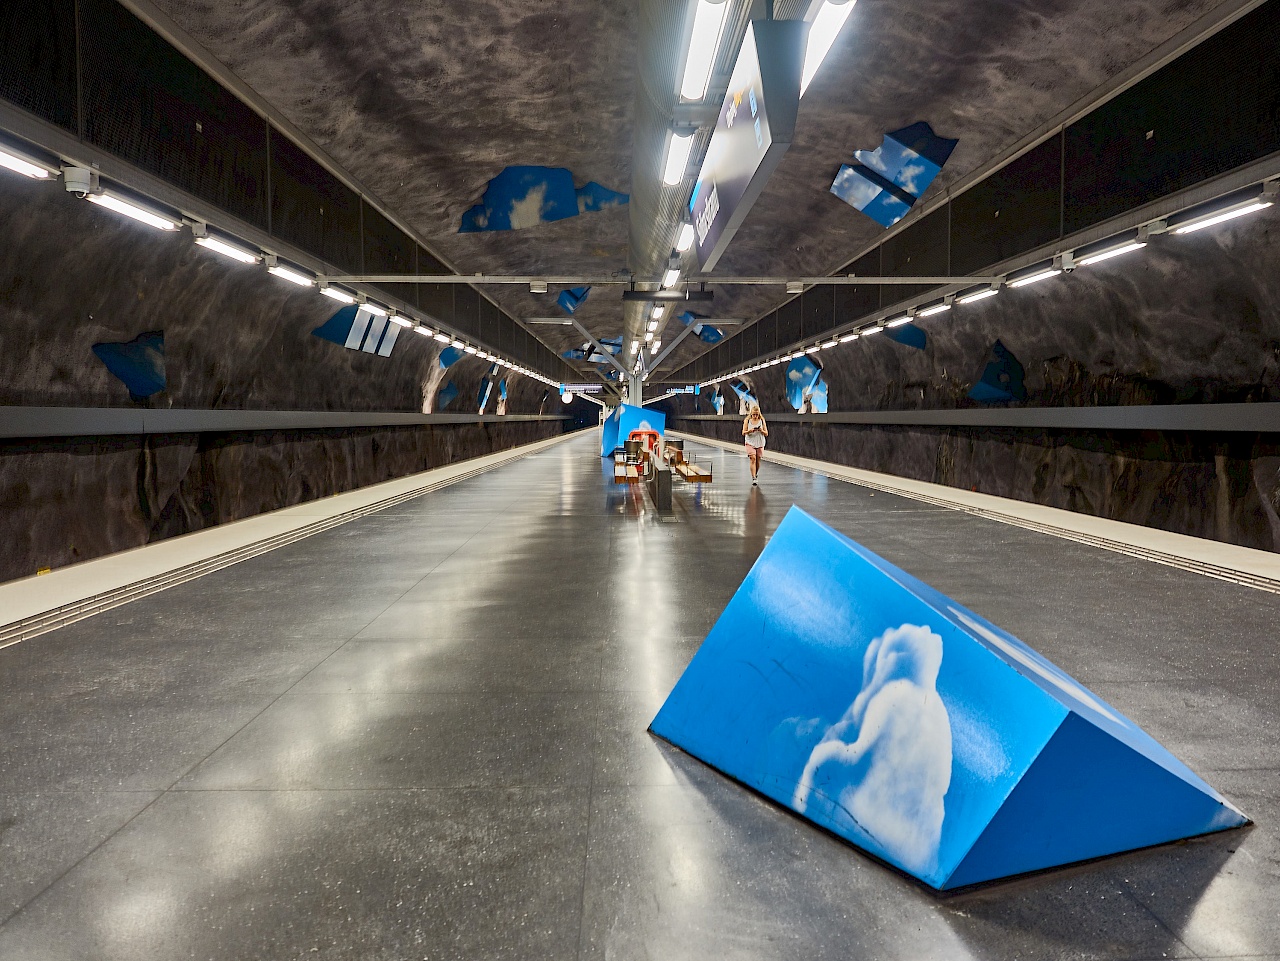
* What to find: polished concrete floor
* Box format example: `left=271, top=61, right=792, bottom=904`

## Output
left=1, top=431, right=1277, bottom=960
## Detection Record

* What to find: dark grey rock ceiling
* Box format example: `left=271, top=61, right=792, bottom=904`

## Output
left=150, top=0, right=1227, bottom=373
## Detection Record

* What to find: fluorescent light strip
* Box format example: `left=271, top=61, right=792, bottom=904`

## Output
left=1009, top=268, right=1061, bottom=288
left=433, top=332, right=451, bottom=343
left=86, top=192, right=178, bottom=231
left=801, top=0, right=859, bottom=96
left=917, top=303, right=951, bottom=317
left=1174, top=200, right=1274, bottom=234
left=320, top=286, right=356, bottom=304
left=676, top=223, right=695, bottom=252
left=1076, top=241, right=1146, bottom=266
left=390, top=315, right=413, bottom=328
left=414, top=326, right=433, bottom=337
left=958, top=288, right=999, bottom=304
left=663, top=133, right=694, bottom=186
left=820, top=339, right=838, bottom=349
left=268, top=264, right=314, bottom=287
left=362, top=302, right=388, bottom=317
left=662, top=267, right=681, bottom=289
left=885, top=315, right=912, bottom=327
left=680, top=0, right=730, bottom=100
left=861, top=325, right=883, bottom=336
left=0, top=147, right=51, bottom=179
left=195, top=236, right=259, bottom=264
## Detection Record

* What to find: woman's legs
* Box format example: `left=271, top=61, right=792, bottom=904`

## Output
left=748, top=447, right=760, bottom=479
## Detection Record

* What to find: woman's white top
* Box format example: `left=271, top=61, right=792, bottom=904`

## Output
left=744, top=418, right=767, bottom=448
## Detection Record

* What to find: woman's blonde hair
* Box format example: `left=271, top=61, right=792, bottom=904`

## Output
left=748, top=403, right=762, bottom=416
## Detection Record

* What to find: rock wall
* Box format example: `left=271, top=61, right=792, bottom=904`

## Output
left=0, top=171, right=569, bottom=584
left=664, top=209, right=1280, bottom=552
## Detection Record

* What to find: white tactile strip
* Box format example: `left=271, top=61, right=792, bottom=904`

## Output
left=673, top=430, right=1280, bottom=595
left=0, top=430, right=585, bottom=650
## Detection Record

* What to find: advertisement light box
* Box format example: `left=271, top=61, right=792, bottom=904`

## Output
left=690, top=19, right=808, bottom=272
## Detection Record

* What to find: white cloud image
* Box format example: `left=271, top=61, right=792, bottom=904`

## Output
left=947, top=607, right=1126, bottom=726
left=793, top=623, right=952, bottom=876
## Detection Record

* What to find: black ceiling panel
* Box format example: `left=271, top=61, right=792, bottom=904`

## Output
left=269, top=128, right=361, bottom=272
left=882, top=204, right=949, bottom=306
left=363, top=200, right=417, bottom=307
left=0, top=0, right=77, bottom=132
left=1064, top=1, right=1280, bottom=233
left=452, top=284, right=480, bottom=337
left=81, top=0, right=268, bottom=230
left=756, top=311, right=777, bottom=355
left=776, top=297, right=803, bottom=349
left=801, top=285, right=835, bottom=341
left=952, top=134, right=1062, bottom=274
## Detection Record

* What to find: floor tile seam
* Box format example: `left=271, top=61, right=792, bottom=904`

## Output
left=0, top=431, right=584, bottom=653
left=0, top=787, right=166, bottom=930
left=574, top=690, right=605, bottom=961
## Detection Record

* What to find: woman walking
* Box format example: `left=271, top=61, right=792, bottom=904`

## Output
left=742, top=403, right=768, bottom=485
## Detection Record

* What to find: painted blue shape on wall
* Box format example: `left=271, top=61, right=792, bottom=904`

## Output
left=968, top=339, right=1026, bottom=404
left=678, top=311, right=725, bottom=344
left=92, top=331, right=165, bottom=399
left=312, top=305, right=360, bottom=346
left=312, top=305, right=400, bottom=357
left=832, top=122, right=957, bottom=228
left=650, top=507, right=1248, bottom=890
left=785, top=355, right=822, bottom=411
left=711, top=388, right=725, bottom=415
left=600, top=403, right=666, bottom=457
left=728, top=378, right=757, bottom=412
left=437, top=380, right=459, bottom=411
left=459, top=166, right=628, bottom=232
left=499, top=379, right=508, bottom=400
left=884, top=321, right=928, bottom=350
left=558, top=286, right=591, bottom=315
left=808, top=377, right=829, bottom=413
left=439, top=346, right=465, bottom=369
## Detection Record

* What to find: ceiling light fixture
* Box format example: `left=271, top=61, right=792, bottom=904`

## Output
left=801, top=0, right=859, bottom=96
left=838, top=332, right=859, bottom=343
left=663, top=132, right=695, bottom=186
left=885, top=315, right=912, bottom=327
left=662, top=267, right=681, bottom=289
left=680, top=0, right=730, bottom=101
left=320, top=285, right=356, bottom=304
left=917, top=302, right=951, bottom=317
left=820, top=339, right=838, bottom=349
left=361, top=302, right=388, bottom=317
left=676, top=223, right=696, bottom=252
left=1076, top=240, right=1147, bottom=266
left=86, top=192, right=179, bottom=231
left=1008, top=267, right=1061, bottom=288
left=647, top=321, right=659, bottom=332
left=433, top=332, right=451, bottom=343
left=0, top=145, right=51, bottom=179
left=390, top=314, right=413, bottom=328
left=958, top=287, right=999, bottom=304
left=414, top=325, right=433, bottom=337
left=861, top=325, right=883, bottom=336
left=529, top=280, right=548, bottom=294
left=1173, top=194, right=1275, bottom=234
left=194, top=234, right=259, bottom=265
left=267, top=263, right=314, bottom=287
left=652, top=306, right=665, bottom=319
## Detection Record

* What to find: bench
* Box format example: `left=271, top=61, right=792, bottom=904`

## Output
left=675, top=462, right=712, bottom=482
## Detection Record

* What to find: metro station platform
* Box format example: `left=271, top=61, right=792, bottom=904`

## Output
left=1, top=430, right=1276, bottom=960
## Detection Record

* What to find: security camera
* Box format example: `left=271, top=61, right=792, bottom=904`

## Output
left=62, top=165, right=94, bottom=197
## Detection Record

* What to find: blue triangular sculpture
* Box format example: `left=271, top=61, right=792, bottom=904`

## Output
left=650, top=507, right=1248, bottom=890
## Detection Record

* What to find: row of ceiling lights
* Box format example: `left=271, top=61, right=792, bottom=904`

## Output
left=638, top=0, right=858, bottom=369
left=0, top=142, right=560, bottom=389
left=697, top=181, right=1279, bottom=388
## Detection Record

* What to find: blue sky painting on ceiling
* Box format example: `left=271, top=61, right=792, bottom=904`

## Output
left=678, top=311, right=725, bottom=344
left=92, top=331, right=165, bottom=400
left=831, top=122, right=958, bottom=228
left=459, top=166, right=628, bottom=232
left=558, top=286, right=591, bottom=315
left=438, top=346, right=465, bottom=369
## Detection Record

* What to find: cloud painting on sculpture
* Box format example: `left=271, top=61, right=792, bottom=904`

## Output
left=651, top=507, right=1247, bottom=889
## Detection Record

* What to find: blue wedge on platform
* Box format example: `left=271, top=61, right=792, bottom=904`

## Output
left=650, top=506, right=1248, bottom=890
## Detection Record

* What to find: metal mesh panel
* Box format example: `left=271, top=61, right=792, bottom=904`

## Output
left=452, top=285, right=480, bottom=337
left=756, top=312, right=777, bottom=355
left=776, top=298, right=803, bottom=350
left=801, top=286, right=835, bottom=341
left=0, top=0, right=77, bottom=131
left=882, top=205, right=948, bottom=306
left=952, top=134, right=1062, bottom=274
left=363, top=200, right=417, bottom=307
left=268, top=128, right=360, bottom=272
left=80, top=0, right=268, bottom=229
left=479, top=298, right=501, bottom=346
left=1064, top=1, right=1280, bottom=233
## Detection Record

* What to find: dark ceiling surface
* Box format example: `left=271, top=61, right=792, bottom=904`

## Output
left=150, top=0, right=1227, bottom=378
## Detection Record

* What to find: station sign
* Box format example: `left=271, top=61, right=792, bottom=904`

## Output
left=690, top=19, right=808, bottom=272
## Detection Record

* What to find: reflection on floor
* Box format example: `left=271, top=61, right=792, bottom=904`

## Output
left=0, top=432, right=1276, bottom=960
